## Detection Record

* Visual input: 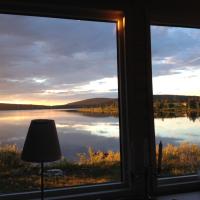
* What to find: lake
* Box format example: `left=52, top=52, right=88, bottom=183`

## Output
left=155, top=116, right=200, bottom=146
left=1, top=109, right=200, bottom=161
left=0, top=109, right=120, bottom=161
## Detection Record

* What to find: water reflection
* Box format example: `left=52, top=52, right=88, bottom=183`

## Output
left=188, top=112, right=199, bottom=122
left=0, top=109, right=120, bottom=161
left=155, top=115, right=200, bottom=146
left=154, top=111, right=200, bottom=121
left=57, top=122, right=119, bottom=138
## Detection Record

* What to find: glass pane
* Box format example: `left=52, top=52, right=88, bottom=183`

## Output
left=0, top=14, right=120, bottom=194
left=151, top=25, right=200, bottom=178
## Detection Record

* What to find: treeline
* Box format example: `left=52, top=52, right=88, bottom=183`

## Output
left=78, top=101, right=118, bottom=116
left=154, top=95, right=200, bottom=113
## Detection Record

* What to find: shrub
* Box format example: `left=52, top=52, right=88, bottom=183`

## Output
left=157, top=142, right=200, bottom=176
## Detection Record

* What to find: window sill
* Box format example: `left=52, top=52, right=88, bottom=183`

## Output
left=157, top=175, right=200, bottom=195
left=157, top=191, right=200, bottom=200
left=0, top=182, right=132, bottom=200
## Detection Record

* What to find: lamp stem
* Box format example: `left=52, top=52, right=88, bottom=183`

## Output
left=41, top=161, right=44, bottom=200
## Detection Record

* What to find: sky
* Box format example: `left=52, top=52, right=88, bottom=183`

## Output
left=151, top=25, right=200, bottom=96
left=1, top=14, right=200, bottom=106
left=0, top=14, right=117, bottom=105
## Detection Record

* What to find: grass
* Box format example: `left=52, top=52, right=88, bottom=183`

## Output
left=0, top=145, right=121, bottom=193
left=156, top=142, right=200, bottom=177
left=1, top=142, right=200, bottom=193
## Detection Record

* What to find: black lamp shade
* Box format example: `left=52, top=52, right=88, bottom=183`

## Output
left=21, top=119, right=61, bottom=162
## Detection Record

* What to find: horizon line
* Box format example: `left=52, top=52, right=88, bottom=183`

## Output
left=0, top=97, right=118, bottom=106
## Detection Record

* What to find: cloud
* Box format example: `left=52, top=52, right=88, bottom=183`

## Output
left=151, top=25, right=200, bottom=77
left=71, top=77, right=118, bottom=93
left=0, top=14, right=118, bottom=104
left=0, top=76, right=118, bottom=105
left=153, top=68, right=200, bottom=96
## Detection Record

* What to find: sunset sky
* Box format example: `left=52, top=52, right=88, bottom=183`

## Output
left=0, top=14, right=200, bottom=106
left=0, top=14, right=117, bottom=105
left=151, top=25, right=200, bottom=96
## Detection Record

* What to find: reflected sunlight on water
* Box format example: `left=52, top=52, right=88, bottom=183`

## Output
left=0, top=109, right=120, bottom=160
left=155, top=117, right=200, bottom=145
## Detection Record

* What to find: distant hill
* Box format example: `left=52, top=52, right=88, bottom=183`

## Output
left=1, top=95, right=200, bottom=111
left=52, top=98, right=118, bottom=109
left=0, top=103, right=50, bottom=110
left=0, top=98, right=118, bottom=110
left=153, top=95, right=200, bottom=102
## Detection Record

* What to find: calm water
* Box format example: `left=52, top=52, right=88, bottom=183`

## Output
left=1, top=109, right=200, bottom=160
left=0, top=109, right=120, bottom=161
left=155, top=117, right=200, bottom=146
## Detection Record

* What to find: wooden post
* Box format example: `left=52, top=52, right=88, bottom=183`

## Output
left=157, top=141, right=163, bottom=175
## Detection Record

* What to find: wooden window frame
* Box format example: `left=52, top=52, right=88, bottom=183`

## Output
left=0, top=1, right=134, bottom=200
left=150, top=1, right=200, bottom=195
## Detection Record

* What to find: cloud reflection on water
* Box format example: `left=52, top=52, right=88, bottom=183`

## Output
left=155, top=117, right=200, bottom=145
left=0, top=109, right=120, bottom=160
left=57, top=122, right=119, bottom=138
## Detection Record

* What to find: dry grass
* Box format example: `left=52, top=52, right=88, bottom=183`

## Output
left=2, top=142, right=200, bottom=192
left=156, top=142, right=200, bottom=176
left=0, top=146, right=121, bottom=193
left=78, top=147, right=120, bottom=165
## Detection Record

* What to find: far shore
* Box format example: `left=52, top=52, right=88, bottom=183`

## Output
left=78, top=107, right=118, bottom=116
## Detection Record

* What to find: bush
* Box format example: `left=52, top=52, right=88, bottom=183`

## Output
left=78, top=147, right=120, bottom=165
left=0, top=145, right=121, bottom=193
left=157, top=142, right=200, bottom=176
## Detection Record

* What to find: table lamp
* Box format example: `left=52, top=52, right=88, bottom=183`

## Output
left=21, top=119, right=61, bottom=200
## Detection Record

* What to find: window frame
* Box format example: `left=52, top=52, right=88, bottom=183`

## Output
left=0, top=1, right=133, bottom=200
left=150, top=22, right=200, bottom=196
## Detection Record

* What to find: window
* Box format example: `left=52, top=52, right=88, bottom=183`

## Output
left=0, top=5, right=129, bottom=200
left=151, top=25, right=200, bottom=188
